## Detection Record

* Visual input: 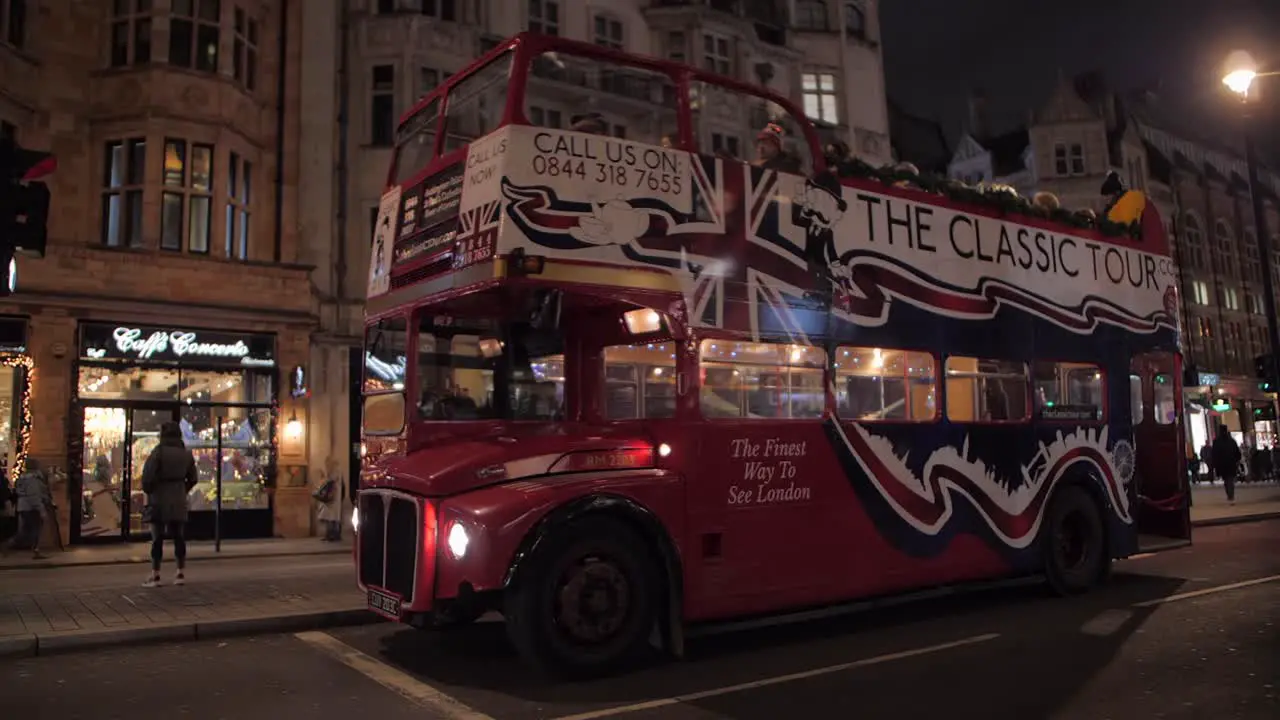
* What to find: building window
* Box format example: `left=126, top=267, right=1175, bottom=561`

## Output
left=1054, top=144, right=1068, bottom=175
left=944, top=356, right=1029, bottom=423
left=419, top=67, right=441, bottom=98
left=1, top=0, right=25, bottom=48
left=1033, top=361, right=1104, bottom=422
left=421, top=0, right=456, bottom=20
left=835, top=346, right=936, bottom=422
left=528, top=106, right=562, bottom=129
left=711, top=133, right=740, bottom=158
left=844, top=2, right=865, bottom=37
left=698, top=340, right=826, bottom=419
left=1192, top=280, right=1210, bottom=305
left=226, top=152, right=251, bottom=259
left=795, top=0, right=827, bottom=30
left=801, top=72, right=839, bottom=124
left=593, top=14, right=623, bottom=50
left=603, top=344, right=676, bottom=419
left=101, top=139, right=147, bottom=249
left=371, top=65, right=396, bottom=147
left=160, top=139, right=213, bottom=253
left=1183, top=213, right=1205, bottom=270
left=1069, top=143, right=1084, bottom=174
left=1214, top=219, right=1234, bottom=258
left=232, top=7, right=258, bottom=91
left=665, top=31, right=685, bottom=63
left=527, top=0, right=558, bottom=35
left=110, top=0, right=152, bottom=67
left=1223, top=287, right=1239, bottom=311
left=1196, top=316, right=1212, bottom=338
left=170, top=0, right=221, bottom=73
left=701, top=33, right=731, bottom=76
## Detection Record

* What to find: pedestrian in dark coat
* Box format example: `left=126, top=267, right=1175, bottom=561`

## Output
left=1211, top=426, right=1242, bottom=504
left=140, top=421, right=198, bottom=587
left=4, top=458, right=51, bottom=559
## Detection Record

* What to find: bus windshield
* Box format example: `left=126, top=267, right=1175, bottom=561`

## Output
left=362, top=313, right=566, bottom=431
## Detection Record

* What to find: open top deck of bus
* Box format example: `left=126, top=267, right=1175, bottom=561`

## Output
left=366, top=32, right=1176, bottom=349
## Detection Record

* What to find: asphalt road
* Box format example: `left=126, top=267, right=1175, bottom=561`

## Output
left=3, top=521, right=1278, bottom=720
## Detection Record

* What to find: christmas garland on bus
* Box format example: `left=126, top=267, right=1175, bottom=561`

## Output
left=830, top=156, right=1142, bottom=240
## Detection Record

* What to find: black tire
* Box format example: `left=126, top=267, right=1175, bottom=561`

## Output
left=504, top=515, right=659, bottom=678
left=1042, top=484, right=1110, bottom=596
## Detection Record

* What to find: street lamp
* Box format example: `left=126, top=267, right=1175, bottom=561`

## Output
left=1222, top=50, right=1280, bottom=424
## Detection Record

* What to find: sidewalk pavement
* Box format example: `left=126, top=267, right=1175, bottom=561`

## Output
left=1189, top=481, right=1280, bottom=526
left=0, top=536, right=350, bottom=570
left=0, top=551, right=372, bottom=660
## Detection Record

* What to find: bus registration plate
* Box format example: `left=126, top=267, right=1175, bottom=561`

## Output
left=367, top=589, right=402, bottom=619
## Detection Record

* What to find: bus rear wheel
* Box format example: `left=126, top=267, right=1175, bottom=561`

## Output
left=1043, top=484, right=1109, bottom=596
left=504, top=517, right=658, bottom=678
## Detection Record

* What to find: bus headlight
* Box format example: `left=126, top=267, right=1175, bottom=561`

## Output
left=446, top=522, right=469, bottom=559
left=351, top=507, right=360, bottom=533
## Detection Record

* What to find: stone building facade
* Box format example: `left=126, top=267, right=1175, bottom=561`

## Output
left=1, top=0, right=322, bottom=545
left=945, top=73, right=1280, bottom=451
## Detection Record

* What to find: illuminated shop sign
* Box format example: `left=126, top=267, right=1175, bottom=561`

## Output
left=1197, top=373, right=1220, bottom=387
left=79, top=323, right=276, bottom=367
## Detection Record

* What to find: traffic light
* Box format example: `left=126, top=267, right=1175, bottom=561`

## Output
left=0, top=137, right=55, bottom=296
left=1256, top=353, right=1277, bottom=393
left=1253, top=404, right=1277, bottom=422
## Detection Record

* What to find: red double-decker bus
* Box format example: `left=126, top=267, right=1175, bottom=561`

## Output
left=354, top=33, right=1191, bottom=676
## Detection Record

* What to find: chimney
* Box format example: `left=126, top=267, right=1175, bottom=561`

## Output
left=967, top=89, right=989, bottom=140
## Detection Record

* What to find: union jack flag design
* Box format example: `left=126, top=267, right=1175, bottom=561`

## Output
left=501, top=158, right=827, bottom=342
left=454, top=199, right=502, bottom=270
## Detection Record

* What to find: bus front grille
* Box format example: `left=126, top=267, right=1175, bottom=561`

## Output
left=357, top=491, right=419, bottom=605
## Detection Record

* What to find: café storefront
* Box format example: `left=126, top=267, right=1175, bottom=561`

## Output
left=70, top=322, right=279, bottom=543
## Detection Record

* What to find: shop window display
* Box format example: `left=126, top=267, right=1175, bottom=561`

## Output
left=76, top=365, right=274, bottom=539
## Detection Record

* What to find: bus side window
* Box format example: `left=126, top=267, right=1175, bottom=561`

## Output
left=1152, top=374, right=1176, bottom=425
left=698, top=340, right=826, bottom=419
left=834, top=346, right=937, bottom=422
left=945, top=357, right=1029, bottom=423
left=442, top=50, right=513, bottom=152
left=1033, top=361, right=1105, bottom=421
left=603, top=343, right=676, bottom=419
left=691, top=80, right=812, bottom=176
left=1129, top=373, right=1145, bottom=424
left=526, top=51, right=677, bottom=146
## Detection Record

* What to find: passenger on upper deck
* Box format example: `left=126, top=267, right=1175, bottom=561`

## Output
left=570, top=112, right=607, bottom=135
left=752, top=123, right=802, bottom=174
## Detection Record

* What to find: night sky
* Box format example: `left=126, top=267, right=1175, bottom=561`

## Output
left=881, top=0, right=1280, bottom=159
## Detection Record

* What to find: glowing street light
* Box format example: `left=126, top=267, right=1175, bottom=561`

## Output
left=1222, top=50, right=1259, bottom=97
left=1223, top=68, right=1257, bottom=96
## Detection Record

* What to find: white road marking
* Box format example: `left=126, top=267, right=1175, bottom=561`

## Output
left=1079, top=609, right=1133, bottom=637
left=1125, top=552, right=1156, bottom=561
left=295, top=630, right=496, bottom=720
left=548, top=633, right=1000, bottom=720
left=1132, top=574, right=1280, bottom=608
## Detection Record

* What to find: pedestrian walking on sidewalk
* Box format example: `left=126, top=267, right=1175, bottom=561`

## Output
left=1211, top=426, right=1242, bottom=504
left=139, top=421, right=198, bottom=587
left=313, top=470, right=343, bottom=542
left=5, top=458, right=52, bottom=559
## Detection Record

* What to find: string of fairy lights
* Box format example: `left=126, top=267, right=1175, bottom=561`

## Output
left=4, top=354, right=33, bottom=483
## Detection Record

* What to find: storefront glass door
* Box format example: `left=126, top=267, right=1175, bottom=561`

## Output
left=78, top=403, right=178, bottom=541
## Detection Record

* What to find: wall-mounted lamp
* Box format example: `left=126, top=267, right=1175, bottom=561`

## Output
left=284, top=412, right=304, bottom=440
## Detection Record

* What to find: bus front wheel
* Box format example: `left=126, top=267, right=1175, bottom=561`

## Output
left=504, top=516, right=658, bottom=678
left=1043, top=484, right=1109, bottom=596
